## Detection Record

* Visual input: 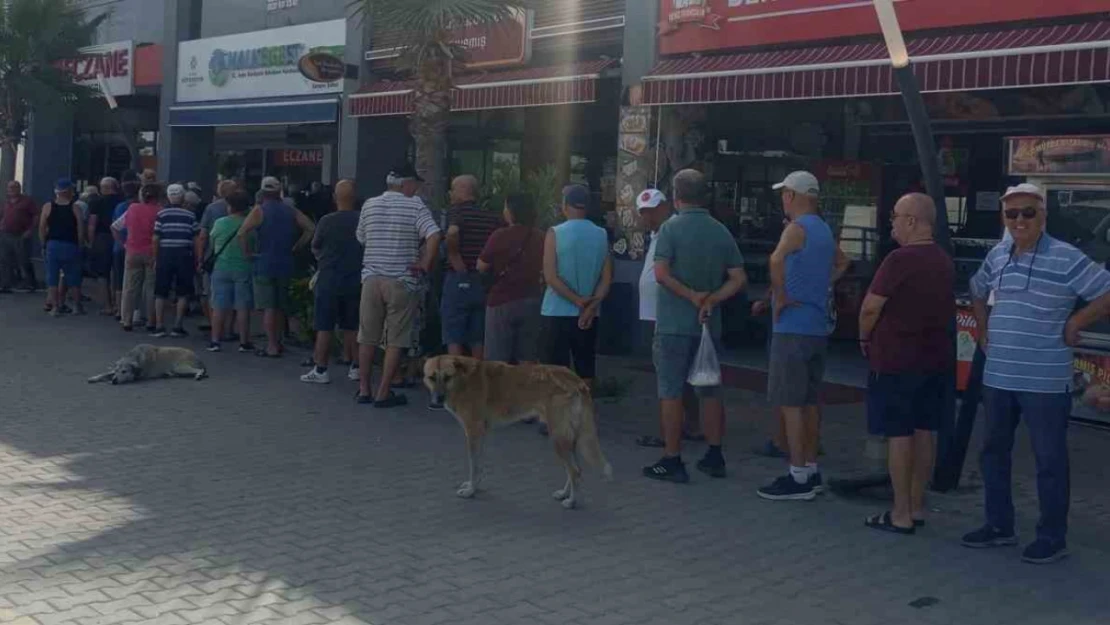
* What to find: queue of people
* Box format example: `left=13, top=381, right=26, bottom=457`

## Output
left=6, top=161, right=1101, bottom=567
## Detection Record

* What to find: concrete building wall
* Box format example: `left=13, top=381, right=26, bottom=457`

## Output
left=198, top=0, right=350, bottom=38
left=77, top=0, right=166, bottom=45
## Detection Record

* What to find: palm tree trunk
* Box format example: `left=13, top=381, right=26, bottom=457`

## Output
left=0, top=142, right=17, bottom=204
left=410, top=63, right=453, bottom=209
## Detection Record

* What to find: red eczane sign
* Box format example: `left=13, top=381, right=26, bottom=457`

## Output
left=274, top=149, right=324, bottom=167
left=57, top=48, right=130, bottom=81
left=659, top=0, right=1110, bottom=56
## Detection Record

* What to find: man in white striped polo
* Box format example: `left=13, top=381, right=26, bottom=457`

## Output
left=964, top=183, right=1110, bottom=564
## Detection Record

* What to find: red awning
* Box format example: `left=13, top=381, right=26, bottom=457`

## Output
left=350, top=59, right=615, bottom=118
left=643, top=22, right=1110, bottom=106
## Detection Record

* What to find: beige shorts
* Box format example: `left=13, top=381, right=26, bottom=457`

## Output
left=358, top=276, right=418, bottom=348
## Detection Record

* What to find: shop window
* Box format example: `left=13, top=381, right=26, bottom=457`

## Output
left=946, top=196, right=967, bottom=232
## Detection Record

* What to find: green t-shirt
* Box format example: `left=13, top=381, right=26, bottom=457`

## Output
left=654, top=208, right=744, bottom=338
left=209, top=214, right=252, bottom=274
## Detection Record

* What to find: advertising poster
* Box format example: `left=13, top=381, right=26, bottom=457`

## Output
left=1071, top=351, right=1110, bottom=426
left=1008, top=135, right=1110, bottom=177
left=177, top=20, right=346, bottom=102
left=956, top=306, right=979, bottom=391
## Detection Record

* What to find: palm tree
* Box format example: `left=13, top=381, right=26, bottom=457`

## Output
left=353, top=0, right=525, bottom=206
left=0, top=0, right=107, bottom=188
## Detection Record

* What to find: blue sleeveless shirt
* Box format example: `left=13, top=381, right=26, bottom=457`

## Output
left=255, top=199, right=297, bottom=278
left=775, top=213, right=835, bottom=337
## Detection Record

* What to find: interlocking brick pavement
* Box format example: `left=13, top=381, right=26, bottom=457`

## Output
left=1, top=295, right=1109, bottom=625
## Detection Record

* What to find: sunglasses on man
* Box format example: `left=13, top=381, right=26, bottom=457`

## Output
left=1003, top=206, right=1038, bottom=220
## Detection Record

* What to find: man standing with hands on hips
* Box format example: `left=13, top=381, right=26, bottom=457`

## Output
left=642, top=170, right=747, bottom=483
left=963, top=183, right=1110, bottom=564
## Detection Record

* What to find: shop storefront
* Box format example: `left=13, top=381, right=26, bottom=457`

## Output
left=168, top=19, right=346, bottom=193
left=348, top=3, right=624, bottom=212
left=59, top=40, right=163, bottom=191
left=626, top=0, right=1110, bottom=349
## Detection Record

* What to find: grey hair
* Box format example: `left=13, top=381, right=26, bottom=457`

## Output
left=386, top=174, right=405, bottom=187
left=100, top=176, right=120, bottom=192
left=672, top=169, right=707, bottom=205
left=184, top=191, right=201, bottom=207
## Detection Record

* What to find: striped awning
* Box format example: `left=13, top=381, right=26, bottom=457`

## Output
left=349, top=59, right=615, bottom=117
left=644, top=21, right=1110, bottom=106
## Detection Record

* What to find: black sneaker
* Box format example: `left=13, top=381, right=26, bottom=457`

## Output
left=206, top=342, right=221, bottom=352
left=1021, top=539, right=1069, bottom=564
left=809, top=472, right=825, bottom=494
left=757, top=475, right=817, bottom=501
left=170, top=327, right=188, bottom=338
left=643, top=457, right=690, bottom=483
left=961, top=525, right=1019, bottom=548
left=150, top=327, right=168, bottom=338
left=145, top=325, right=158, bottom=334
left=696, top=453, right=727, bottom=478
left=238, top=342, right=256, bottom=353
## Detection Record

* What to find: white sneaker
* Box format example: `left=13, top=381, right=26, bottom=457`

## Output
left=348, top=365, right=360, bottom=381
left=300, top=368, right=331, bottom=384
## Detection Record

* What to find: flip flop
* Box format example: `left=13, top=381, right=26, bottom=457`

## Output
left=254, top=349, right=282, bottom=358
left=865, top=511, right=916, bottom=535
left=636, top=435, right=665, bottom=448
left=374, top=391, right=408, bottom=408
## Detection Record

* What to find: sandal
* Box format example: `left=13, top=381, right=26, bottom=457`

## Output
left=390, top=379, right=416, bottom=389
left=636, top=435, right=665, bottom=448
left=865, top=511, right=916, bottom=535
left=374, top=391, right=408, bottom=408
left=254, top=349, right=282, bottom=358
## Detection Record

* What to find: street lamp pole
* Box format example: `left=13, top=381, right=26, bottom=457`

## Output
left=875, top=0, right=960, bottom=490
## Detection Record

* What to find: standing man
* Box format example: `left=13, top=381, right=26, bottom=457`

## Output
left=632, top=189, right=704, bottom=449
left=39, top=179, right=86, bottom=316
left=111, top=181, right=140, bottom=322
left=150, top=184, right=200, bottom=338
left=355, top=164, right=441, bottom=407
left=198, top=180, right=237, bottom=335
left=642, top=171, right=747, bottom=483
left=541, top=184, right=612, bottom=384
left=87, top=177, right=124, bottom=315
left=0, top=181, right=39, bottom=293
left=442, top=174, right=502, bottom=359
left=757, top=171, right=849, bottom=501
left=301, top=179, right=363, bottom=384
left=859, top=193, right=955, bottom=534
left=963, top=183, right=1110, bottom=564
left=237, top=176, right=316, bottom=358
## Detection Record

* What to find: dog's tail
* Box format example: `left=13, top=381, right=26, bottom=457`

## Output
left=575, top=399, right=613, bottom=481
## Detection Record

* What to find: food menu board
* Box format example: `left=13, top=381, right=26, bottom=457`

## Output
left=1008, top=135, right=1110, bottom=177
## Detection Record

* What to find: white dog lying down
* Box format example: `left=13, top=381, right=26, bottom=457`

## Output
left=88, top=344, right=207, bottom=385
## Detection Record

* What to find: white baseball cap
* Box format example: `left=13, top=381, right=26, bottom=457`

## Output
left=636, top=189, right=667, bottom=212
left=260, top=176, right=282, bottom=193
left=1001, top=183, right=1046, bottom=203
left=166, top=183, right=185, bottom=200
left=772, top=171, right=820, bottom=196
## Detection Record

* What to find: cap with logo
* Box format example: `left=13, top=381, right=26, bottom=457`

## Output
left=166, top=183, right=186, bottom=200
left=260, top=176, right=282, bottom=193
left=562, top=184, right=590, bottom=209
left=1000, top=183, right=1046, bottom=204
left=772, top=171, right=821, bottom=197
left=636, top=189, right=667, bottom=212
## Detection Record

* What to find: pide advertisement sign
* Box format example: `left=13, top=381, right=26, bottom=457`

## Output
left=57, top=40, right=134, bottom=96
left=177, top=20, right=346, bottom=103
left=659, top=0, right=1110, bottom=55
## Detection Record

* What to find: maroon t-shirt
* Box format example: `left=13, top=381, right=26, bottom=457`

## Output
left=479, top=224, right=544, bottom=308
left=868, top=243, right=956, bottom=374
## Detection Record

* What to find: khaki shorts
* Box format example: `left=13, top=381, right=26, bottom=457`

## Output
left=358, top=276, right=418, bottom=348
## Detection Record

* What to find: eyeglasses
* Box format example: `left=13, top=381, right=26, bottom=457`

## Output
left=1003, top=207, right=1038, bottom=220
left=994, top=233, right=1043, bottom=293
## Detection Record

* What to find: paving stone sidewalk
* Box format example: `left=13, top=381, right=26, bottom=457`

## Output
left=0, top=295, right=1108, bottom=625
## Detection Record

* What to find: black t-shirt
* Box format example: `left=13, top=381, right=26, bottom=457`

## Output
left=90, top=193, right=124, bottom=235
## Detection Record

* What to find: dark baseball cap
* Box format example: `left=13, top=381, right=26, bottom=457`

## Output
left=54, top=178, right=74, bottom=191
left=390, top=162, right=424, bottom=182
left=562, top=184, right=590, bottom=209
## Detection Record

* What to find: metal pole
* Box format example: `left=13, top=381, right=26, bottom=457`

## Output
left=892, top=65, right=949, bottom=252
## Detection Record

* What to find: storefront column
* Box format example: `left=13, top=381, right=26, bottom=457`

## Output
left=24, top=103, right=75, bottom=203
left=157, top=0, right=206, bottom=185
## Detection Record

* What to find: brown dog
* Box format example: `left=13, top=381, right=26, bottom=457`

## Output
left=423, top=356, right=612, bottom=509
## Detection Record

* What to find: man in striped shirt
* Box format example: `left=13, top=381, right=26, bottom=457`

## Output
left=443, top=174, right=502, bottom=359
left=965, top=183, right=1110, bottom=564
left=151, top=184, right=200, bottom=338
left=355, top=164, right=442, bottom=407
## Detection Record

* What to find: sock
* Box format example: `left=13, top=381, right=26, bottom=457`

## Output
left=789, top=465, right=809, bottom=484
left=806, top=462, right=818, bottom=477
left=315, top=366, right=328, bottom=374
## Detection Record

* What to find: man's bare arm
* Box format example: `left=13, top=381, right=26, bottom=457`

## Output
left=1066, top=291, right=1110, bottom=346
left=237, top=206, right=263, bottom=257
left=445, top=225, right=467, bottom=273
left=38, top=204, right=50, bottom=242
left=655, top=260, right=705, bottom=307
left=858, top=292, right=889, bottom=341
left=972, top=297, right=990, bottom=351
left=292, top=210, right=315, bottom=251
left=700, top=266, right=748, bottom=323
left=417, top=232, right=442, bottom=274
left=769, top=223, right=805, bottom=300
left=543, top=229, right=588, bottom=308
left=833, top=247, right=851, bottom=282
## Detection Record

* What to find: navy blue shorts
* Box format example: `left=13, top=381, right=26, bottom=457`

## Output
left=154, top=250, right=196, bottom=299
left=867, top=371, right=948, bottom=438
left=314, top=283, right=360, bottom=332
left=440, top=271, right=486, bottom=346
left=44, top=241, right=82, bottom=287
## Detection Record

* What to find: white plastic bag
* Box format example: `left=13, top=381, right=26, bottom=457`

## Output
left=686, top=323, right=722, bottom=387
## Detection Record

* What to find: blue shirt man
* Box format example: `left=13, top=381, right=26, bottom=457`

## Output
left=963, top=183, right=1110, bottom=563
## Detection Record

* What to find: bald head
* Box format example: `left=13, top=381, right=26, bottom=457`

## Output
left=891, top=193, right=937, bottom=245
left=450, top=175, right=479, bottom=205
left=335, top=179, right=356, bottom=210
